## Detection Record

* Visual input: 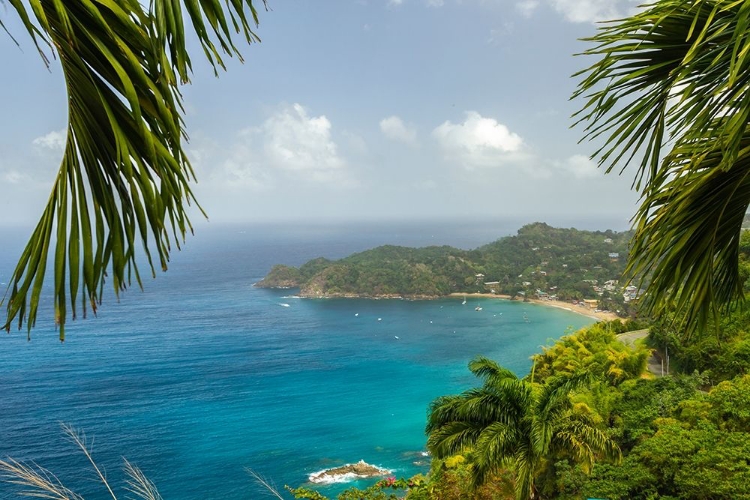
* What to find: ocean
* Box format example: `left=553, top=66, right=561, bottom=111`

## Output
left=0, top=220, right=597, bottom=499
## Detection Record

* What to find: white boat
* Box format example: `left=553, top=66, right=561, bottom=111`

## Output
left=475, top=306, right=482, bottom=311
left=462, top=297, right=467, bottom=305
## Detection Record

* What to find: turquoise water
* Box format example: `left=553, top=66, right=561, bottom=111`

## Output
left=0, top=222, right=594, bottom=499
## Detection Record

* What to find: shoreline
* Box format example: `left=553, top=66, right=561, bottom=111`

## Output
left=270, top=287, right=619, bottom=322
left=449, top=293, right=620, bottom=322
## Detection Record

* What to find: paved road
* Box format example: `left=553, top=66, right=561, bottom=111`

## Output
left=616, top=329, right=667, bottom=377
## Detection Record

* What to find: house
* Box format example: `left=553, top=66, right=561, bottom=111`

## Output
left=609, top=252, right=620, bottom=261
left=583, top=299, right=599, bottom=309
left=603, top=238, right=613, bottom=244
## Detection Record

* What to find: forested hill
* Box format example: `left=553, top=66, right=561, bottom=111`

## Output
left=255, top=222, right=633, bottom=304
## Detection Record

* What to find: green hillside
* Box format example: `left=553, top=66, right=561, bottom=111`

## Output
left=256, top=223, right=634, bottom=309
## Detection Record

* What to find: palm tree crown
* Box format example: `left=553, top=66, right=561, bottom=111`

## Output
left=426, top=356, right=620, bottom=500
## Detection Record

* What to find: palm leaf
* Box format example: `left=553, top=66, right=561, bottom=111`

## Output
left=2, top=0, right=265, bottom=339
left=574, top=0, right=750, bottom=336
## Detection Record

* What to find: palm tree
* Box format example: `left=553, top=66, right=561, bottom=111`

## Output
left=426, top=356, right=620, bottom=500
left=0, top=1, right=265, bottom=339
left=574, top=0, right=750, bottom=337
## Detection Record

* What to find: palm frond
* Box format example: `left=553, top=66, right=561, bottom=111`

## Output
left=2, top=1, right=265, bottom=339
left=427, top=420, right=488, bottom=459
left=470, top=421, right=520, bottom=489
left=469, top=356, right=518, bottom=383
left=152, top=0, right=266, bottom=81
left=627, top=126, right=750, bottom=336
left=574, top=0, right=750, bottom=335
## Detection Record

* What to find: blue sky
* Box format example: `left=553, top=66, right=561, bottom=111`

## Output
left=0, top=0, right=642, bottom=228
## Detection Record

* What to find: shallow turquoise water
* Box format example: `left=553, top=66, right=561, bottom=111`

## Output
left=0, top=222, right=594, bottom=499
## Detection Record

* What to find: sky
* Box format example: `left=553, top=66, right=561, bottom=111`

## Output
left=0, top=0, right=644, bottom=230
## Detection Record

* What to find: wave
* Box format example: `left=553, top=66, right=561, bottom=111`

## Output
left=279, top=303, right=291, bottom=307
left=281, top=295, right=302, bottom=299
left=308, top=460, right=392, bottom=484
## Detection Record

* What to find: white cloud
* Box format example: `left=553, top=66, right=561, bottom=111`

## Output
left=388, top=0, right=404, bottom=6
left=32, top=129, right=66, bottom=151
left=547, top=0, right=632, bottom=24
left=516, top=0, right=539, bottom=17
left=426, top=0, right=444, bottom=7
left=432, top=111, right=528, bottom=169
left=558, top=154, right=601, bottom=179
left=261, top=104, right=346, bottom=183
left=199, top=103, right=351, bottom=189
left=380, top=116, right=418, bottom=146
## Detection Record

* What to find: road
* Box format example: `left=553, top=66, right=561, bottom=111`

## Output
left=616, top=329, right=667, bottom=377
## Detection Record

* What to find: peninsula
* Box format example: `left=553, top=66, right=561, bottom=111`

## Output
left=256, top=223, right=635, bottom=315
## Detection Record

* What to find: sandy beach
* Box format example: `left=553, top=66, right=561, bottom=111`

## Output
left=449, top=293, right=620, bottom=322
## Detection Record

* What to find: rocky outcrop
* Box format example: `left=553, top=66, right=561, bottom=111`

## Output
left=308, top=460, right=391, bottom=484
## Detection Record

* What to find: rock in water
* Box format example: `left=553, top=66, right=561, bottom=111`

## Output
left=308, top=459, right=392, bottom=484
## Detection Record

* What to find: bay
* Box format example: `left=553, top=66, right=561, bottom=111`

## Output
left=0, top=220, right=596, bottom=499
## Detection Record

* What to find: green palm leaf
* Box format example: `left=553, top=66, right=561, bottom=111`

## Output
left=2, top=0, right=265, bottom=339
left=574, top=0, right=750, bottom=336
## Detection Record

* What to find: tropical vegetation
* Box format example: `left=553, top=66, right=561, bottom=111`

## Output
left=425, top=356, right=621, bottom=500
left=257, top=223, right=634, bottom=312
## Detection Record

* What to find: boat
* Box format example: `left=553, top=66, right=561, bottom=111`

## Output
left=475, top=306, right=482, bottom=311
left=462, top=297, right=467, bottom=305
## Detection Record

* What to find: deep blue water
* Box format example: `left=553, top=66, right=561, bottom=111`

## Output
left=0, top=221, right=596, bottom=499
